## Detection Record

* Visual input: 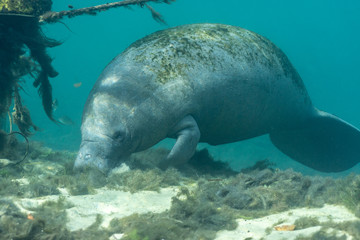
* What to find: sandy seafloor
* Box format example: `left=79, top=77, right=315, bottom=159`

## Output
left=1, top=0, right=360, bottom=239
left=0, top=141, right=359, bottom=239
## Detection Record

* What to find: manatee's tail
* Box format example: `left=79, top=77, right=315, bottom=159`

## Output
left=270, top=110, right=360, bottom=172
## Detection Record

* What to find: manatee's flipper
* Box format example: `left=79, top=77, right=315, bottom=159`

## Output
left=270, top=110, right=360, bottom=172
left=160, top=115, right=200, bottom=168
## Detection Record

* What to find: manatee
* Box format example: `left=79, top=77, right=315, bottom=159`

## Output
left=74, top=23, right=360, bottom=173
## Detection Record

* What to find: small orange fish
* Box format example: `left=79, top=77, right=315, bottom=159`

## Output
left=274, top=224, right=295, bottom=231
left=27, top=214, right=34, bottom=220
left=73, top=82, right=82, bottom=88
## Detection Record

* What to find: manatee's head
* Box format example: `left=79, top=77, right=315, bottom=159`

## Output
left=74, top=91, right=137, bottom=174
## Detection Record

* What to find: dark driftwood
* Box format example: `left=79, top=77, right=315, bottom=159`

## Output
left=39, top=0, right=174, bottom=23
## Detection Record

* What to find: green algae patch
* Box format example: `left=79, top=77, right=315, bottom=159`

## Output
left=108, top=213, right=190, bottom=240
left=0, top=197, right=73, bottom=239
left=294, top=220, right=360, bottom=240
left=0, top=199, right=39, bottom=239
left=26, top=176, right=60, bottom=197
left=295, top=228, right=347, bottom=240
left=337, top=221, right=360, bottom=239
left=107, top=194, right=237, bottom=240
left=125, top=23, right=305, bottom=89
left=294, top=216, right=321, bottom=230
left=0, top=141, right=99, bottom=198
left=105, top=148, right=234, bottom=194
left=107, top=168, right=182, bottom=193
left=332, top=174, right=360, bottom=217
left=169, top=186, right=238, bottom=235
left=71, top=215, right=112, bottom=240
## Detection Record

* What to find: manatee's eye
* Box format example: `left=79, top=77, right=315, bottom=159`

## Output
left=112, top=131, right=125, bottom=141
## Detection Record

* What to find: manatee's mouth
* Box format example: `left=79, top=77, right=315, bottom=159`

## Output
left=74, top=140, right=113, bottom=174
left=74, top=153, right=107, bottom=175
left=75, top=134, right=132, bottom=174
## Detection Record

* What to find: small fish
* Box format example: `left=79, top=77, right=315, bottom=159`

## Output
left=274, top=224, right=296, bottom=231
left=68, top=5, right=74, bottom=9
left=73, top=82, right=82, bottom=88
left=58, top=116, right=75, bottom=125
left=52, top=99, right=58, bottom=111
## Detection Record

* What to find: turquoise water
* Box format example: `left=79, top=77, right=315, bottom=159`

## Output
left=23, top=0, right=360, bottom=175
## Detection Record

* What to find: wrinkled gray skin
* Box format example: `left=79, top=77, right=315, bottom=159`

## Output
left=75, top=23, right=360, bottom=173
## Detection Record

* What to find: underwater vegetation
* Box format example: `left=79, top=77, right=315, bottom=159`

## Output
left=0, top=0, right=52, bottom=15
left=0, top=0, right=174, bottom=137
left=0, top=0, right=61, bottom=129
left=293, top=219, right=360, bottom=240
left=0, top=142, right=359, bottom=239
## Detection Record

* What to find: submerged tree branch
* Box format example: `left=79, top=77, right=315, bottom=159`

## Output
left=145, top=3, right=166, bottom=24
left=39, top=0, right=175, bottom=23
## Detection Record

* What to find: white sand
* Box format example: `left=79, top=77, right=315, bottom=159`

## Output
left=16, top=187, right=178, bottom=231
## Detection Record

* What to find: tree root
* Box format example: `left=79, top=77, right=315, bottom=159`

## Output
left=39, top=0, right=175, bottom=23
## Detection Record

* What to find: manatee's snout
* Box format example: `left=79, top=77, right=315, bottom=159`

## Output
left=74, top=152, right=108, bottom=173
left=74, top=140, right=114, bottom=174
